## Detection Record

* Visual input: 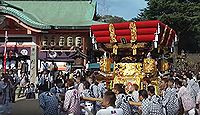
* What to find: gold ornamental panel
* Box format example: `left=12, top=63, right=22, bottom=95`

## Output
left=160, top=60, right=169, bottom=72
left=100, top=58, right=111, bottom=73
left=113, top=76, right=141, bottom=89
left=114, top=63, right=142, bottom=77
left=143, top=58, right=157, bottom=74
left=113, top=63, right=143, bottom=88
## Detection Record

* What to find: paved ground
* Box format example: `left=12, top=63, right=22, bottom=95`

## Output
left=12, top=98, right=42, bottom=115
left=12, top=95, right=43, bottom=115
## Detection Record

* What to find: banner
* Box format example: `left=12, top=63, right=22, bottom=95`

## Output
left=4, top=31, right=8, bottom=74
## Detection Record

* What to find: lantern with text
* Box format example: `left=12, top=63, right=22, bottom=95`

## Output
left=59, top=36, right=65, bottom=47
left=50, top=37, right=56, bottom=47
left=75, top=37, right=82, bottom=47
left=67, top=37, right=73, bottom=47
left=42, top=38, right=48, bottom=47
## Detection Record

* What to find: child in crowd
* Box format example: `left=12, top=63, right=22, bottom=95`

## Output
left=25, top=83, right=36, bottom=99
left=80, top=81, right=94, bottom=115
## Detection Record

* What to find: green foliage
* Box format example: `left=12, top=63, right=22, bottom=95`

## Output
left=138, top=0, right=200, bottom=53
left=95, top=14, right=126, bottom=23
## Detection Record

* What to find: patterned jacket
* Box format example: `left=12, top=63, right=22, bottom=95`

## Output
left=63, top=88, right=80, bottom=115
left=142, top=95, right=164, bottom=115
left=162, top=87, right=179, bottom=115
left=39, top=92, right=59, bottom=115
left=115, top=93, right=132, bottom=115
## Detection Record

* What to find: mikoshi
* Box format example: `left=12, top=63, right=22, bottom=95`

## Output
left=90, top=20, right=177, bottom=94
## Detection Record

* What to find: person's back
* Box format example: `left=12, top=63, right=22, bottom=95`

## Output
left=160, top=77, right=179, bottom=115
left=96, top=106, right=123, bottom=115
left=148, top=95, right=164, bottom=115
left=63, top=79, right=80, bottom=115
left=96, top=91, right=124, bottom=115
left=39, top=92, right=59, bottom=115
left=187, top=79, right=200, bottom=101
left=163, top=87, right=179, bottom=115
left=178, top=85, right=196, bottom=112
left=113, top=84, right=132, bottom=115
left=21, top=61, right=28, bottom=73
left=147, top=86, right=164, bottom=115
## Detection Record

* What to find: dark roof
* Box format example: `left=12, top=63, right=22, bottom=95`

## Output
left=67, top=48, right=87, bottom=59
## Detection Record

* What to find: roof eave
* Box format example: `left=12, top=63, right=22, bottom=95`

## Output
left=53, top=26, right=90, bottom=30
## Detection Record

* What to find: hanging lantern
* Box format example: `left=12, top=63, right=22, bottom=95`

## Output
left=75, top=37, right=82, bottom=47
left=42, top=39, right=48, bottom=47
left=67, top=36, right=73, bottom=47
left=50, top=39, right=56, bottom=47
left=59, top=36, right=65, bottom=47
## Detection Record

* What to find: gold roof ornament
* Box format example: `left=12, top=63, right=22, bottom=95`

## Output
left=109, top=23, right=118, bottom=55
left=129, top=22, right=138, bottom=55
left=109, top=23, right=117, bottom=43
left=129, top=22, right=137, bottom=43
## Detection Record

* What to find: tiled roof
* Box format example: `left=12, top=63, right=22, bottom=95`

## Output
left=0, top=0, right=103, bottom=30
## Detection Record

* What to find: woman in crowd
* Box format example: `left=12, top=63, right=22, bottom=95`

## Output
left=37, top=70, right=50, bottom=95
left=138, top=89, right=149, bottom=115
left=87, top=75, right=101, bottom=114
left=177, top=77, right=197, bottom=115
left=63, top=79, right=80, bottom=115
left=74, top=75, right=84, bottom=95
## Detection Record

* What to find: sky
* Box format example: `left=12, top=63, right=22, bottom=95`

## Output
left=97, top=0, right=147, bottom=20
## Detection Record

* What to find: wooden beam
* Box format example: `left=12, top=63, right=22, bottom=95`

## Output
left=81, top=97, right=142, bottom=106
left=40, top=49, right=76, bottom=52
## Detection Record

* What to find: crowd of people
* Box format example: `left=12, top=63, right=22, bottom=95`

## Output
left=0, top=59, right=200, bottom=115
left=36, top=68, right=200, bottom=115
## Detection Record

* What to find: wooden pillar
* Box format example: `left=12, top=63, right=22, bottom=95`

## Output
left=30, top=36, right=38, bottom=83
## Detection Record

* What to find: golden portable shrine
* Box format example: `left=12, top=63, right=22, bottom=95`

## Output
left=91, top=20, right=178, bottom=91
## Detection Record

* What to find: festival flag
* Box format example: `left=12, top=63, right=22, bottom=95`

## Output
left=4, top=31, right=8, bottom=74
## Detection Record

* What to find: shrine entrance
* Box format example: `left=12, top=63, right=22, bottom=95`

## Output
left=0, top=14, right=39, bottom=83
left=0, top=34, right=38, bottom=83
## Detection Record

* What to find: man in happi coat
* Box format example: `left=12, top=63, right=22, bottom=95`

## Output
left=39, top=91, right=59, bottom=115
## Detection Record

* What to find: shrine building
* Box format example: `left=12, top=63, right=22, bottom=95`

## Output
left=0, top=0, right=102, bottom=82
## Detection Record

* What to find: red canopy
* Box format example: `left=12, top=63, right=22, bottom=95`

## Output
left=91, top=20, right=176, bottom=47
